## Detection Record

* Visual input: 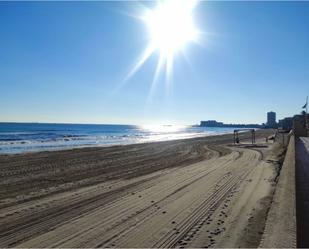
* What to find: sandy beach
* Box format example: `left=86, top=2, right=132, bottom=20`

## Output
left=0, top=129, right=285, bottom=248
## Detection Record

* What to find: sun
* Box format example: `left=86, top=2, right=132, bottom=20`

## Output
left=143, top=0, right=199, bottom=58
left=124, top=0, right=201, bottom=93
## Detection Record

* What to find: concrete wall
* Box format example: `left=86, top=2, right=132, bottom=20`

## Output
left=259, top=134, right=297, bottom=248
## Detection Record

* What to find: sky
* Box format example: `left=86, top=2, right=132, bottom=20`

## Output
left=0, top=1, right=309, bottom=125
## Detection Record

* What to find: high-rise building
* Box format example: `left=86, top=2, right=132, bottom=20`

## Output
left=267, top=111, right=277, bottom=128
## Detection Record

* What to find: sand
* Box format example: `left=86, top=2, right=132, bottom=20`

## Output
left=0, top=129, right=285, bottom=248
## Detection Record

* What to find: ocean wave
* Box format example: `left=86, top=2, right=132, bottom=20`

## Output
left=0, top=123, right=237, bottom=154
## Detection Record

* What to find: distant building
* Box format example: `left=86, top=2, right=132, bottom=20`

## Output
left=278, top=113, right=309, bottom=132
left=278, top=117, right=293, bottom=130
left=293, top=113, right=309, bottom=137
left=267, top=111, right=277, bottom=128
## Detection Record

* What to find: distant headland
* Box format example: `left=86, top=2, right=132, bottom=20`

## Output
left=199, top=120, right=262, bottom=128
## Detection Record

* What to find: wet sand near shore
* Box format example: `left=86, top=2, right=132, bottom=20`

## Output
left=0, top=129, right=285, bottom=248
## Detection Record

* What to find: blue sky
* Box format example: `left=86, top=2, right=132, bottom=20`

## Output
left=1, top=1, right=308, bottom=125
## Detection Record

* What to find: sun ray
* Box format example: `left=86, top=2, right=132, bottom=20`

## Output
left=124, top=43, right=156, bottom=82
left=165, top=54, right=174, bottom=95
left=112, top=44, right=155, bottom=95
left=147, top=53, right=165, bottom=104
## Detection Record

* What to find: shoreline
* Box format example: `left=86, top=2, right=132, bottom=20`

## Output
left=0, top=123, right=255, bottom=155
left=0, top=131, right=232, bottom=156
left=0, top=128, right=263, bottom=156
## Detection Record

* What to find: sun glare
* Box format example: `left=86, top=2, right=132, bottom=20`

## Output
left=124, top=0, right=201, bottom=89
left=143, top=0, right=198, bottom=57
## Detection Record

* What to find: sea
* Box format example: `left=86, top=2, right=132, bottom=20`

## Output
left=0, top=123, right=237, bottom=154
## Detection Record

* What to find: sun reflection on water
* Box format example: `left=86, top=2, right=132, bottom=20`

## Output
left=140, top=124, right=186, bottom=133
